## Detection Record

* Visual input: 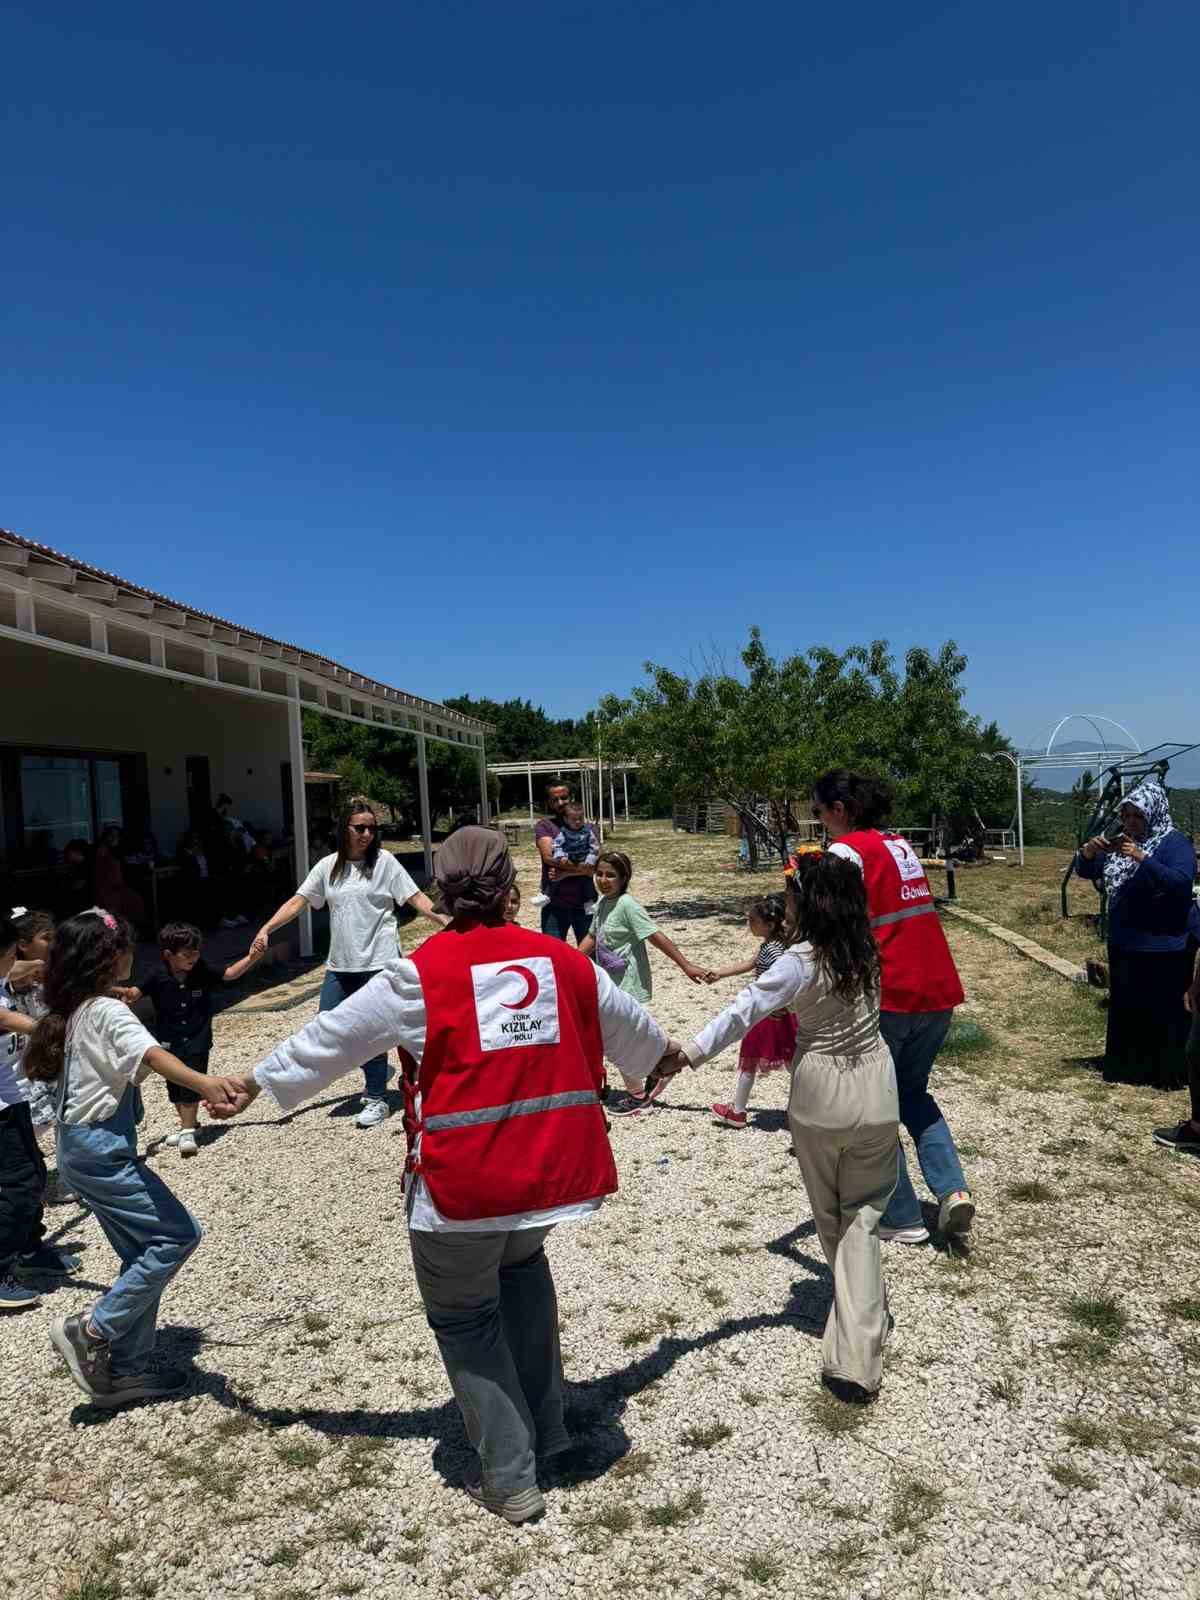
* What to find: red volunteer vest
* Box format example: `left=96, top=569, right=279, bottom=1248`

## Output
left=401, top=922, right=616, bottom=1222
left=838, top=829, right=964, bottom=1015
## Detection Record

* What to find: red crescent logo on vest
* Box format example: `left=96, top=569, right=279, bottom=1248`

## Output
left=496, top=964, right=539, bottom=1010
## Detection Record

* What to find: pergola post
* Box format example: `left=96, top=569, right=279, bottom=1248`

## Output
left=622, top=769, right=629, bottom=821
left=477, top=742, right=489, bottom=824
left=287, top=689, right=313, bottom=958
left=527, top=761, right=534, bottom=826
left=416, top=732, right=434, bottom=881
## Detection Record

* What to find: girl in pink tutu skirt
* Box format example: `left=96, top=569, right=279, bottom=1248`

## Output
left=709, top=895, right=799, bottom=1127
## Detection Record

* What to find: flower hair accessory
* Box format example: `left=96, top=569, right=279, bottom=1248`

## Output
left=85, top=906, right=119, bottom=931
left=10, top=906, right=27, bottom=918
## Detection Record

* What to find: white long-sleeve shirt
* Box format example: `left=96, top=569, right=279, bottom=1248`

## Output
left=254, top=957, right=668, bottom=1232
left=684, top=943, right=883, bottom=1068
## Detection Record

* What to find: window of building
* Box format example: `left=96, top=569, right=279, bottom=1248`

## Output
left=1, top=748, right=147, bottom=865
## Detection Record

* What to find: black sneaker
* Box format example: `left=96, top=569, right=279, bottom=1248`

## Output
left=1153, top=1121, right=1200, bottom=1155
left=607, top=1090, right=651, bottom=1117
left=98, top=1367, right=189, bottom=1407
left=642, top=1067, right=670, bottom=1105
left=50, top=1313, right=113, bottom=1403
left=823, top=1373, right=877, bottom=1406
left=19, top=1245, right=82, bottom=1276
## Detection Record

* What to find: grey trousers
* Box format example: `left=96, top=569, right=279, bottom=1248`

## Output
left=408, top=1225, right=570, bottom=1497
left=788, top=1048, right=899, bottom=1393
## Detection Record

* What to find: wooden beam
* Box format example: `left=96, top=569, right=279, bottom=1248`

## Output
left=115, top=594, right=154, bottom=615
left=28, top=560, right=75, bottom=586
left=0, top=547, right=30, bottom=568
left=183, top=616, right=214, bottom=637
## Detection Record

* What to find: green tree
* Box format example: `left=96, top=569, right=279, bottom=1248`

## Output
left=600, top=629, right=1013, bottom=863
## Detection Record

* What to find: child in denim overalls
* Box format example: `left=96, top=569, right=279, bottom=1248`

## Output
left=23, top=909, right=243, bottom=1408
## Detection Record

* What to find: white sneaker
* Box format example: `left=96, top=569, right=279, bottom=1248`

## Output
left=178, top=1131, right=199, bottom=1159
left=878, top=1224, right=930, bottom=1244
left=937, top=1190, right=975, bottom=1236
left=164, top=1131, right=183, bottom=1147
left=356, top=1096, right=391, bottom=1129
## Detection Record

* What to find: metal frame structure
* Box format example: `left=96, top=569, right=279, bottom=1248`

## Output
left=0, top=529, right=491, bottom=955
left=980, top=714, right=1145, bottom=869
left=487, top=757, right=639, bottom=843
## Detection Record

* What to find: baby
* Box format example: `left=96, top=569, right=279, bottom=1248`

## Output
left=532, top=803, right=599, bottom=909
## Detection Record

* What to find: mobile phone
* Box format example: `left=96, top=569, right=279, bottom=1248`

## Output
left=1100, top=821, right=1127, bottom=846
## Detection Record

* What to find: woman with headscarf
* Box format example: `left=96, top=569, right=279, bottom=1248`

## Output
left=1075, top=777, right=1199, bottom=1090
left=215, top=827, right=675, bottom=1526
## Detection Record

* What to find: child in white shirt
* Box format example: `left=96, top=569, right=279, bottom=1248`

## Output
left=23, top=908, right=245, bottom=1406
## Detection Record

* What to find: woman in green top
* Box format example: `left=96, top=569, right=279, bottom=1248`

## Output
left=581, top=851, right=706, bottom=1117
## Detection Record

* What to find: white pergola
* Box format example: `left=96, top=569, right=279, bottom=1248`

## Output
left=0, top=529, right=491, bottom=954
left=487, top=756, right=639, bottom=840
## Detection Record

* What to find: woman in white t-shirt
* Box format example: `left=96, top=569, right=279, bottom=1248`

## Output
left=22, top=909, right=245, bottom=1407
left=252, top=799, right=447, bottom=1128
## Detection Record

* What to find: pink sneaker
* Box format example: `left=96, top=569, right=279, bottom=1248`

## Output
left=711, top=1102, right=748, bottom=1128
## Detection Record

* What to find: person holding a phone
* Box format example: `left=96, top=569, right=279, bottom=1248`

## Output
left=1076, top=777, right=1199, bottom=1091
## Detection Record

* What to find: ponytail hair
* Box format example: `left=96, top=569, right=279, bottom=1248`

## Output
left=812, top=768, right=894, bottom=829
left=24, top=910, right=134, bottom=1083
left=786, top=853, right=879, bottom=1002
left=748, top=893, right=788, bottom=941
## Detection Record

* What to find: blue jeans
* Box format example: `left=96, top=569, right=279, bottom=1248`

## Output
left=321, top=969, right=390, bottom=1097
left=540, top=903, right=593, bottom=944
left=57, top=1087, right=202, bottom=1376
left=878, top=1010, right=967, bottom=1228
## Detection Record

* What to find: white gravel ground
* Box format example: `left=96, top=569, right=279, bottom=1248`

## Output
left=3, top=837, right=1199, bottom=1600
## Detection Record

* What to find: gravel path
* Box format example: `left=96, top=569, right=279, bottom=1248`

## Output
left=3, top=839, right=1198, bottom=1600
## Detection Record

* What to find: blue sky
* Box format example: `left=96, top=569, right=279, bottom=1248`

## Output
left=2, top=2, right=1197, bottom=747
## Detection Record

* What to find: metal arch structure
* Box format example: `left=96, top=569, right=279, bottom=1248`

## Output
left=1038, top=713, right=1142, bottom=758
left=1060, top=741, right=1200, bottom=931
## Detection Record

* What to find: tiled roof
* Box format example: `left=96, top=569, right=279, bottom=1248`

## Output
left=0, top=526, right=487, bottom=732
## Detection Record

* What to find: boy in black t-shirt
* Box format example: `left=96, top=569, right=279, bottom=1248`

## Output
left=116, top=922, right=262, bottom=1159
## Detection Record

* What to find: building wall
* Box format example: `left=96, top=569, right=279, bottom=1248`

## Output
left=0, top=636, right=292, bottom=851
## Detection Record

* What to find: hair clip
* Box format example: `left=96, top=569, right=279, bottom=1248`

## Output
left=85, top=906, right=119, bottom=931
left=10, top=906, right=27, bottom=918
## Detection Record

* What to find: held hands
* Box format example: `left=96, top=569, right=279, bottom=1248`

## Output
left=653, top=1038, right=689, bottom=1080
left=249, top=927, right=271, bottom=958
left=203, top=1074, right=261, bottom=1119
left=680, top=962, right=707, bottom=986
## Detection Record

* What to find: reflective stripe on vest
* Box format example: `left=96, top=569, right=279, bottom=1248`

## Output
left=424, top=1088, right=600, bottom=1133
left=869, top=902, right=938, bottom=930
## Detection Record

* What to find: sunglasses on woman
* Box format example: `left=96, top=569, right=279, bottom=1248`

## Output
left=350, top=823, right=377, bottom=835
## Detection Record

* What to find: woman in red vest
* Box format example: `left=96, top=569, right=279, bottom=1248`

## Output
left=218, top=828, right=675, bottom=1526
left=812, top=770, right=975, bottom=1242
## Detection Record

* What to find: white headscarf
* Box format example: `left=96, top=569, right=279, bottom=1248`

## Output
left=1103, top=777, right=1175, bottom=905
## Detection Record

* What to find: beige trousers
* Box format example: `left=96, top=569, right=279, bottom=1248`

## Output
left=788, top=1046, right=899, bottom=1393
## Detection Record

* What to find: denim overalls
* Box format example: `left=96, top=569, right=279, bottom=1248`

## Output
left=56, top=1007, right=202, bottom=1376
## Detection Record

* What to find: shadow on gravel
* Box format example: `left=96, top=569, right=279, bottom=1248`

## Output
left=640, top=898, right=753, bottom=925
left=650, top=1101, right=790, bottom=1137
left=72, top=1277, right=838, bottom=1484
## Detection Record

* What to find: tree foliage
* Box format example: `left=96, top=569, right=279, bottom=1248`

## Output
left=598, top=629, right=1014, bottom=860
left=301, top=710, right=482, bottom=831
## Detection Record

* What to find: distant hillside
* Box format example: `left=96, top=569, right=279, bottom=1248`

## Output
left=1023, top=782, right=1200, bottom=848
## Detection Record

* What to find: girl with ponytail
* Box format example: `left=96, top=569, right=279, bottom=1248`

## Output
left=28, top=910, right=247, bottom=1408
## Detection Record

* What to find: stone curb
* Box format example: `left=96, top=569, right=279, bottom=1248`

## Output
left=942, top=904, right=1088, bottom=984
